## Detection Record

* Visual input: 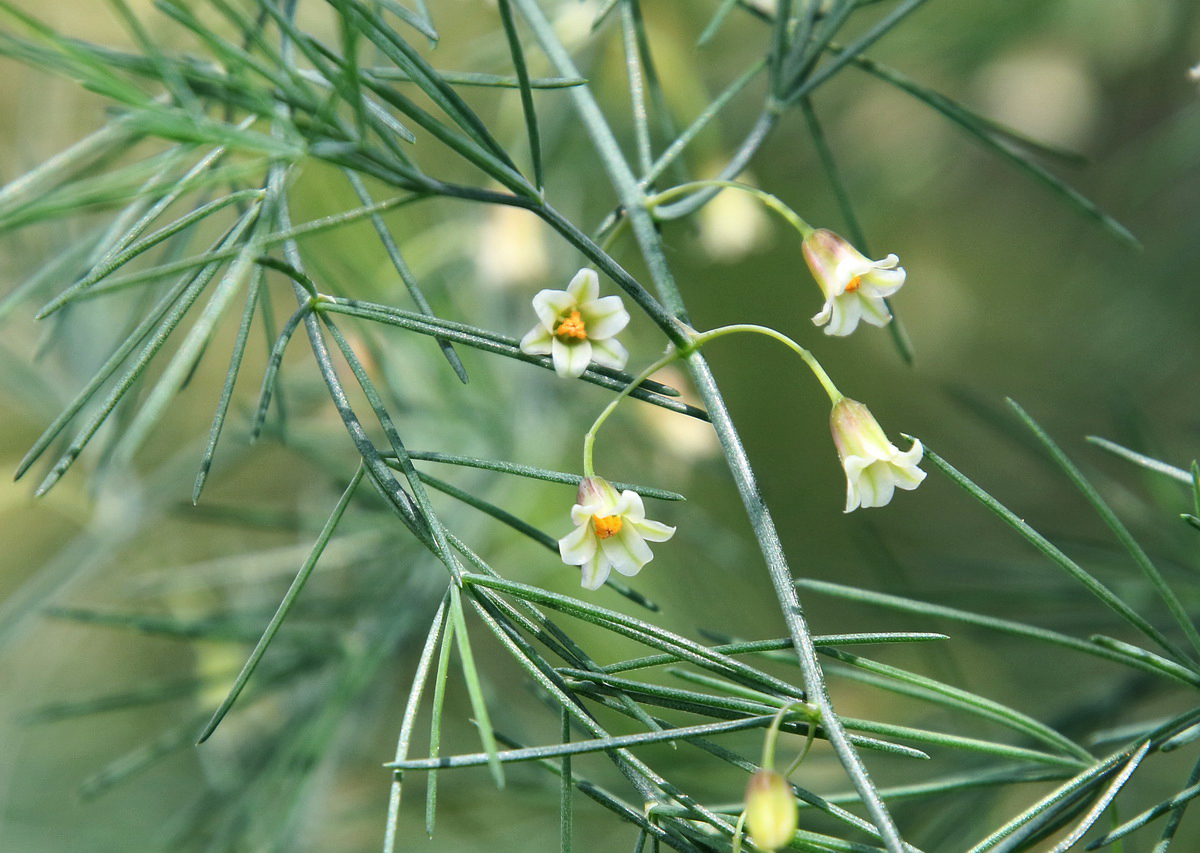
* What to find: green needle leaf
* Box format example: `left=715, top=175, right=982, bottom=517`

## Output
left=844, top=51, right=1138, bottom=248
left=447, top=588, right=504, bottom=789
left=196, top=464, right=366, bottom=744
left=425, top=595, right=456, bottom=836
left=497, top=0, right=544, bottom=190
left=398, top=449, right=685, bottom=501
left=1086, top=436, right=1193, bottom=484
left=193, top=268, right=263, bottom=503
left=1007, top=400, right=1200, bottom=662
left=384, top=597, right=449, bottom=853
left=1086, top=755, right=1200, bottom=849
left=924, top=443, right=1193, bottom=669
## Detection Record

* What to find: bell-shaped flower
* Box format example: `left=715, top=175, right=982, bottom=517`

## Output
left=830, top=397, right=925, bottom=512
left=519, top=268, right=630, bottom=378
left=744, top=769, right=798, bottom=852
left=558, top=476, right=675, bottom=590
left=803, top=229, right=905, bottom=336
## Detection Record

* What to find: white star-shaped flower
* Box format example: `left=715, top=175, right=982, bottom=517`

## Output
left=558, top=476, right=675, bottom=590
left=830, top=398, right=925, bottom=512
left=519, top=269, right=630, bottom=378
left=803, top=229, right=906, bottom=337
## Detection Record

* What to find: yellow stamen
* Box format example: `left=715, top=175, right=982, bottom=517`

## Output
left=844, top=275, right=862, bottom=293
left=554, top=310, right=588, bottom=341
left=592, top=514, right=623, bottom=539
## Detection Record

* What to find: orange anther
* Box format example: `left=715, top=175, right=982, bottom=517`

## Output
left=554, top=310, right=588, bottom=340
left=592, top=514, right=623, bottom=539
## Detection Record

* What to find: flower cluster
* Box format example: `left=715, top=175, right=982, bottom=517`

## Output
left=803, top=229, right=905, bottom=337
left=557, top=477, right=675, bottom=590
left=518, top=250, right=923, bottom=592
left=830, top=397, right=926, bottom=512
left=519, top=268, right=630, bottom=378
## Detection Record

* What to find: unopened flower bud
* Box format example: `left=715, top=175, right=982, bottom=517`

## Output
left=744, top=769, right=798, bottom=851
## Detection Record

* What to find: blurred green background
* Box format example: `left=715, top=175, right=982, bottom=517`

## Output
left=2, top=1, right=1200, bottom=850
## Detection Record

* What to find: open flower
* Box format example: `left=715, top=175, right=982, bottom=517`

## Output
left=558, top=476, right=675, bottom=590
left=803, top=229, right=905, bottom=336
left=519, top=269, right=630, bottom=378
left=744, top=769, right=799, bottom=852
left=830, top=398, right=925, bottom=512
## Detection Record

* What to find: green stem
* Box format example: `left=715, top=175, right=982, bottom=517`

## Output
left=648, top=180, right=814, bottom=239
left=583, top=321, right=841, bottom=477
left=760, top=703, right=799, bottom=770
left=513, top=1, right=906, bottom=848
left=583, top=348, right=682, bottom=477
left=690, top=324, right=842, bottom=403
left=650, top=107, right=781, bottom=221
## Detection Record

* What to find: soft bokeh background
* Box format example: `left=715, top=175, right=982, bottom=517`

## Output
left=2, top=1, right=1200, bottom=850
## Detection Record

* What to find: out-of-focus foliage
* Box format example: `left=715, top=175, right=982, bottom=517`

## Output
left=1, top=1, right=1199, bottom=851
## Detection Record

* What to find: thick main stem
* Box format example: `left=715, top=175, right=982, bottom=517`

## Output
left=513, top=0, right=906, bottom=849
left=685, top=351, right=906, bottom=852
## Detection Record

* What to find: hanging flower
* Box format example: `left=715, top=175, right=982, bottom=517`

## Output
left=744, top=769, right=798, bottom=852
left=519, top=268, right=630, bottom=378
left=830, top=397, right=925, bottom=512
left=558, top=476, right=675, bottom=590
left=803, top=229, right=905, bottom=336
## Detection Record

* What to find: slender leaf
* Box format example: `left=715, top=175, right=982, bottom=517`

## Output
left=797, top=579, right=1200, bottom=688
left=497, top=0, right=543, bottom=189
left=845, top=51, right=1137, bottom=247
left=196, top=464, right=366, bottom=743
left=1086, top=436, right=1192, bottom=484
left=924, top=444, right=1192, bottom=667
left=194, top=267, right=263, bottom=502
left=343, top=170, right=467, bottom=380
left=384, top=596, right=449, bottom=853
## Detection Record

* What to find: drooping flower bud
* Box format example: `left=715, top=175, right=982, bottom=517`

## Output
left=803, top=229, right=905, bottom=337
left=744, top=769, right=798, bottom=852
left=830, top=397, right=925, bottom=512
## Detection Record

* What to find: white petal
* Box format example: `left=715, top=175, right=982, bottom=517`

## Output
left=631, top=517, right=675, bottom=542
left=891, top=441, right=927, bottom=490
left=862, top=265, right=905, bottom=297
left=552, top=338, right=592, bottom=378
left=579, top=296, right=630, bottom=340
left=580, top=555, right=611, bottom=590
left=589, top=337, right=629, bottom=371
left=532, top=289, right=575, bottom=328
left=614, top=490, right=646, bottom=522
left=602, top=526, right=652, bottom=575
left=519, top=324, right=553, bottom=355
left=566, top=268, right=599, bottom=304
left=844, top=476, right=862, bottom=513
left=824, top=295, right=862, bottom=336
left=897, top=438, right=924, bottom=468
left=842, top=455, right=871, bottom=512
left=858, top=463, right=896, bottom=508
left=559, top=522, right=598, bottom=566
left=812, top=297, right=835, bottom=328
left=857, top=294, right=893, bottom=328
left=893, top=463, right=927, bottom=491
left=842, top=454, right=871, bottom=478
